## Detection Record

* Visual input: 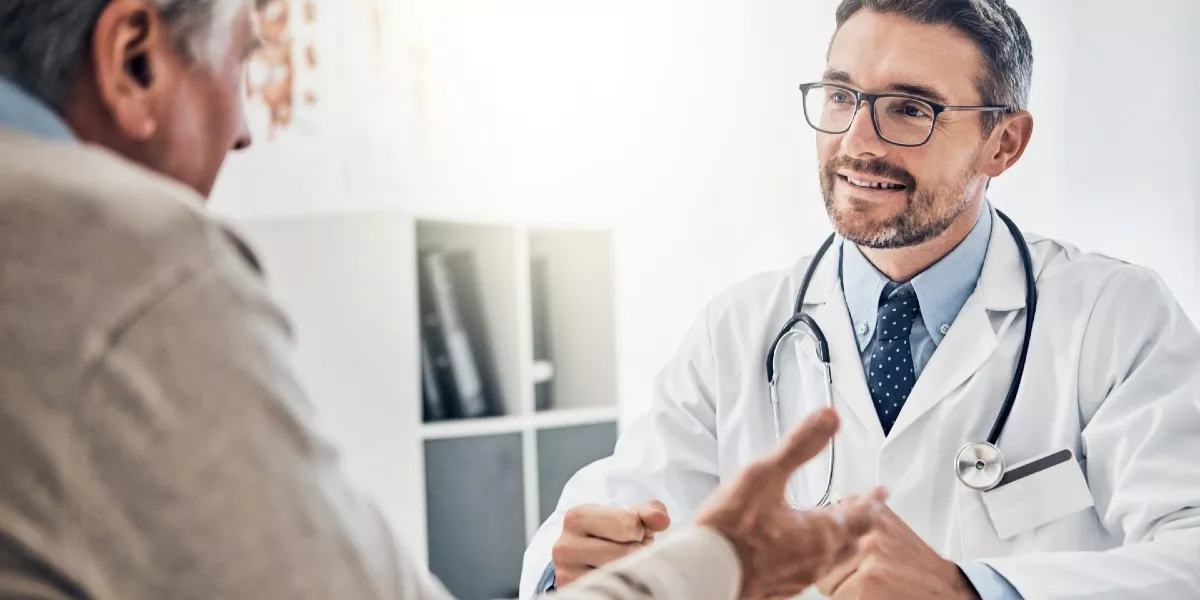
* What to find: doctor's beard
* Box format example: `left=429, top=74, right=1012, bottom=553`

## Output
left=819, top=155, right=974, bottom=250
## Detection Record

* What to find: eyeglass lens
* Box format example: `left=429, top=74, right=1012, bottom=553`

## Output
left=803, top=84, right=935, bottom=145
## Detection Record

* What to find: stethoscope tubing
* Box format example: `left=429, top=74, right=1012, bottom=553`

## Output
left=766, top=209, right=1037, bottom=506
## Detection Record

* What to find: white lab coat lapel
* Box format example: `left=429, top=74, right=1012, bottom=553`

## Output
left=885, top=209, right=1029, bottom=442
left=801, top=244, right=888, bottom=444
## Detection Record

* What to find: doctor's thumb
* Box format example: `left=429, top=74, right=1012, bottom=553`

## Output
left=635, top=500, right=671, bottom=534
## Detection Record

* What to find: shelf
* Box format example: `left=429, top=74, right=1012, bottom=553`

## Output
left=532, top=406, right=618, bottom=430
left=421, top=414, right=526, bottom=440
left=421, top=406, right=618, bottom=440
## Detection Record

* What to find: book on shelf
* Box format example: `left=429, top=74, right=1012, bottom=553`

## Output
left=420, top=337, right=448, bottom=421
left=530, top=256, right=555, bottom=411
left=418, top=248, right=503, bottom=421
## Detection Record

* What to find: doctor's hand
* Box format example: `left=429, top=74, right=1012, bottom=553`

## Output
left=696, top=408, right=888, bottom=600
left=815, top=503, right=979, bottom=600
left=551, top=499, right=672, bottom=587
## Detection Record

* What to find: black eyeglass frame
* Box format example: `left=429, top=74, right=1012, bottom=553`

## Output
left=798, top=82, right=1014, bottom=147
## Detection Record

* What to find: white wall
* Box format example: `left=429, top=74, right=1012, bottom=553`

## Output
left=993, top=0, right=1200, bottom=319
left=212, top=0, right=1200, bottom=476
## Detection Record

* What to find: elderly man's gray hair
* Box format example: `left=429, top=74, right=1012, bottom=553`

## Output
left=833, top=0, right=1034, bottom=132
left=0, top=0, right=243, bottom=110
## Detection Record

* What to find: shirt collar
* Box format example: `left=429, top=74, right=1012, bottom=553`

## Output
left=841, top=204, right=993, bottom=349
left=0, top=77, right=76, bottom=142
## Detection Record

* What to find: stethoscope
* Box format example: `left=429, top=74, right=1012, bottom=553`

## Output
left=765, top=210, right=1037, bottom=510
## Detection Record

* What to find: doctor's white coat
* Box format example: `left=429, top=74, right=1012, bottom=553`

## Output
left=520, top=210, right=1200, bottom=599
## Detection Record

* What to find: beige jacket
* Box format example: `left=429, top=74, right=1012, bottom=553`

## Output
left=0, top=128, right=742, bottom=600
left=550, top=528, right=740, bottom=599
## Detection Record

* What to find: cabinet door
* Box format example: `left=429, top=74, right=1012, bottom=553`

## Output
left=425, top=433, right=525, bottom=600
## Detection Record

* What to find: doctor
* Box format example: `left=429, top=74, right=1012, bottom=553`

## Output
left=521, top=0, right=1200, bottom=598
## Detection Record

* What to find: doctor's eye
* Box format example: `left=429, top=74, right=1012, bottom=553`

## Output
left=893, top=100, right=933, bottom=120
left=826, top=89, right=853, bottom=105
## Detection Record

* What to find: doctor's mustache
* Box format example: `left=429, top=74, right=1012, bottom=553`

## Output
left=822, top=156, right=917, bottom=191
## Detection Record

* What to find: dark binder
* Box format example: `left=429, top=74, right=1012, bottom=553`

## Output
left=442, top=251, right=502, bottom=418
left=417, top=248, right=501, bottom=420
left=417, top=250, right=461, bottom=420
left=420, top=337, right=448, bottom=421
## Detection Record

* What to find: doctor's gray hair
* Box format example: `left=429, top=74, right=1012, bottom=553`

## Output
left=0, top=0, right=243, bottom=110
left=833, top=0, right=1033, bottom=133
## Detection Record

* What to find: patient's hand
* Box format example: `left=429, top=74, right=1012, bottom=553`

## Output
left=696, top=408, right=887, bottom=599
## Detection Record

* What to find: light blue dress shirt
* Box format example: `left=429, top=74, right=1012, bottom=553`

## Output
left=537, top=561, right=556, bottom=593
left=840, top=205, right=1021, bottom=600
left=0, top=77, right=76, bottom=142
left=840, top=205, right=993, bottom=379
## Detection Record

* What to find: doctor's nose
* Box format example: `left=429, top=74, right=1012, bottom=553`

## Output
left=840, top=102, right=889, bottom=159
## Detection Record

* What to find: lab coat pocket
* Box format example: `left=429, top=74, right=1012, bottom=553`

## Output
left=980, top=449, right=1095, bottom=540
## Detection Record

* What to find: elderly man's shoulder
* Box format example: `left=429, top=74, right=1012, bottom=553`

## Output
left=0, top=128, right=219, bottom=257
left=0, top=129, right=261, bottom=337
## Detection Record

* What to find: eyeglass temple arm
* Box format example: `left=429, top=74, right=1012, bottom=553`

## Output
left=940, top=105, right=1013, bottom=112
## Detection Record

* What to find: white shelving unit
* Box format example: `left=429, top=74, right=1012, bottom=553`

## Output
left=232, top=210, right=620, bottom=600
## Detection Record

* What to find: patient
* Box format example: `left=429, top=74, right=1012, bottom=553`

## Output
left=0, top=1, right=884, bottom=598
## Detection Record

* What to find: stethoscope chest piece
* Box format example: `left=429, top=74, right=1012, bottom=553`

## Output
left=955, top=441, right=1005, bottom=491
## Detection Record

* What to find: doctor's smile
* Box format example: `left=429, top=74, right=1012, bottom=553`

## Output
left=840, top=174, right=906, bottom=191
left=827, top=161, right=914, bottom=200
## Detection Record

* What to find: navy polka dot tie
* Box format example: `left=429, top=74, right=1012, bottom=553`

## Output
left=869, top=282, right=919, bottom=435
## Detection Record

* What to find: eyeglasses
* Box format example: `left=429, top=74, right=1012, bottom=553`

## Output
left=798, top=82, right=1013, bottom=147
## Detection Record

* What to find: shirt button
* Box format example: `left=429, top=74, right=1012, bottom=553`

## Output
left=857, top=323, right=869, bottom=335
left=940, top=323, right=951, bottom=335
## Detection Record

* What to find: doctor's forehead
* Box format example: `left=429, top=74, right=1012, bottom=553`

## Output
left=826, top=10, right=986, bottom=105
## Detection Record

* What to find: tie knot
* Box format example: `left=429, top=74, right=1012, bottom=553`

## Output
left=876, top=283, right=919, bottom=340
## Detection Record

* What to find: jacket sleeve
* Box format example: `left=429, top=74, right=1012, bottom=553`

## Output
left=981, top=266, right=1200, bottom=599
left=548, top=527, right=741, bottom=600
left=519, top=305, right=725, bottom=598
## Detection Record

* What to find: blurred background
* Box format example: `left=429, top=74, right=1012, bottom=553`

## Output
left=207, top=1, right=1200, bottom=597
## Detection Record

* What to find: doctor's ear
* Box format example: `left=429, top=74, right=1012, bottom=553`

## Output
left=979, top=111, right=1034, bottom=178
left=89, top=0, right=178, bottom=141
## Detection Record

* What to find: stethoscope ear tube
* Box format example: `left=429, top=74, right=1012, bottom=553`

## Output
left=765, top=313, right=831, bottom=383
left=987, top=210, right=1038, bottom=446
left=765, top=232, right=837, bottom=383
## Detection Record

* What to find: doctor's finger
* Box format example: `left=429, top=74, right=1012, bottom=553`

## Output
left=562, top=504, right=646, bottom=542
left=826, top=487, right=887, bottom=541
left=864, top=501, right=909, bottom=537
left=634, top=499, right=671, bottom=535
left=763, top=408, right=839, bottom=487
